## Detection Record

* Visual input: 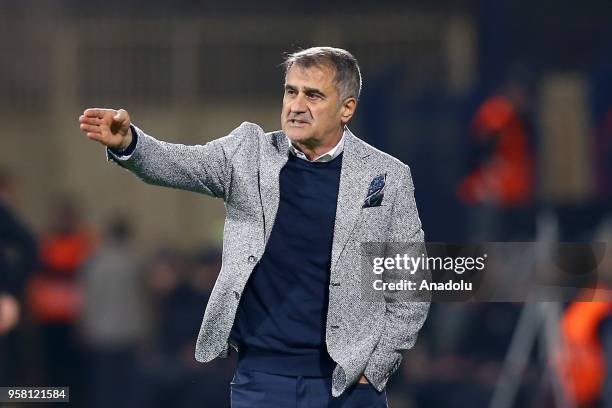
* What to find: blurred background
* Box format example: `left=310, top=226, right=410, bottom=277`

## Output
left=1, top=0, right=612, bottom=407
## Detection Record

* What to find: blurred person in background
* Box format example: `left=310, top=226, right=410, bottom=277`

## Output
left=78, top=46, right=428, bottom=407
left=134, top=247, right=232, bottom=408
left=402, top=303, right=527, bottom=408
left=80, top=215, right=149, bottom=408
left=27, top=194, right=96, bottom=403
left=557, top=224, right=612, bottom=408
left=0, top=167, right=38, bottom=385
left=457, top=77, right=535, bottom=240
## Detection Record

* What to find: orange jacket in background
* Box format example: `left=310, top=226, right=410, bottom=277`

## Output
left=558, top=292, right=612, bottom=407
left=28, top=230, right=96, bottom=323
left=458, top=96, right=533, bottom=207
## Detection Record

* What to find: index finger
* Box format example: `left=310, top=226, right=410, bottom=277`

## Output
left=83, top=108, right=116, bottom=119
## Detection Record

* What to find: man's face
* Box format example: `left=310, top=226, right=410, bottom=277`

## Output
left=281, top=64, right=346, bottom=146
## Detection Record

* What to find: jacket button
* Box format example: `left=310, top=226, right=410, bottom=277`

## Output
left=331, top=325, right=340, bottom=329
left=248, top=255, right=257, bottom=263
left=234, top=291, right=240, bottom=300
left=331, top=282, right=341, bottom=286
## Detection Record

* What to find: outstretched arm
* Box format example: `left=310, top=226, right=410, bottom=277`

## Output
left=78, top=108, right=242, bottom=199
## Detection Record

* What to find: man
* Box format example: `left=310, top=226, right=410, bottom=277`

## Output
left=0, top=168, right=37, bottom=335
left=0, top=168, right=38, bottom=386
left=78, top=47, right=429, bottom=407
left=80, top=216, right=148, bottom=408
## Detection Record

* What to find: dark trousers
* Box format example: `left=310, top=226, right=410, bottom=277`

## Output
left=230, top=367, right=388, bottom=408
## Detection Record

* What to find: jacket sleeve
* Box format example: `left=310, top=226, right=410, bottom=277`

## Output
left=363, top=164, right=430, bottom=391
left=106, top=122, right=258, bottom=200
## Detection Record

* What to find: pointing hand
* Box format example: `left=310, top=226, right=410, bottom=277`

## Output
left=78, top=108, right=132, bottom=150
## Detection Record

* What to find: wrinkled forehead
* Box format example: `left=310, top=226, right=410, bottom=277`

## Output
left=284, top=63, right=338, bottom=90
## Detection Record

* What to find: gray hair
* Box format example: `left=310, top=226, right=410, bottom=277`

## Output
left=282, top=46, right=362, bottom=102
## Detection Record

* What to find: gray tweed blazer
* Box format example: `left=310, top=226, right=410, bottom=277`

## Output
left=107, top=122, right=429, bottom=397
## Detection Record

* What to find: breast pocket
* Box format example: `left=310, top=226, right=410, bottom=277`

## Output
left=357, top=204, right=392, bottom=240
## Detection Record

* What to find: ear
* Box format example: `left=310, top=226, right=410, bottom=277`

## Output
left=340, top=97, right=357, bottom=125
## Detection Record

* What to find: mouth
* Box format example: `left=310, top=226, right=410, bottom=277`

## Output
left=288, top=119, right=310, bottom=127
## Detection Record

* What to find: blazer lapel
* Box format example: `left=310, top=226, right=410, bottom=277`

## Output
left=259, top=132, right=290, bottom=244
left=330, top=129, right=372, bottom=274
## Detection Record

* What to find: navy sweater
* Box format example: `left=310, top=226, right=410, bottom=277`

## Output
left=229, top=152, right=343, bottom=376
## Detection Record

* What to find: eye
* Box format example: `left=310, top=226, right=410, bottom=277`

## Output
left=285, top=88, right=296, bottom=96
left=307, top=93, right=321, bottom=100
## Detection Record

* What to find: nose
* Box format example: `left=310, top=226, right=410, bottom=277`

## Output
left=290, top=92, right=307, bottom=113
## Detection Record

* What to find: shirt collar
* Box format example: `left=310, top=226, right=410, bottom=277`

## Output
left=287, top=128, right=347, bottom=163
